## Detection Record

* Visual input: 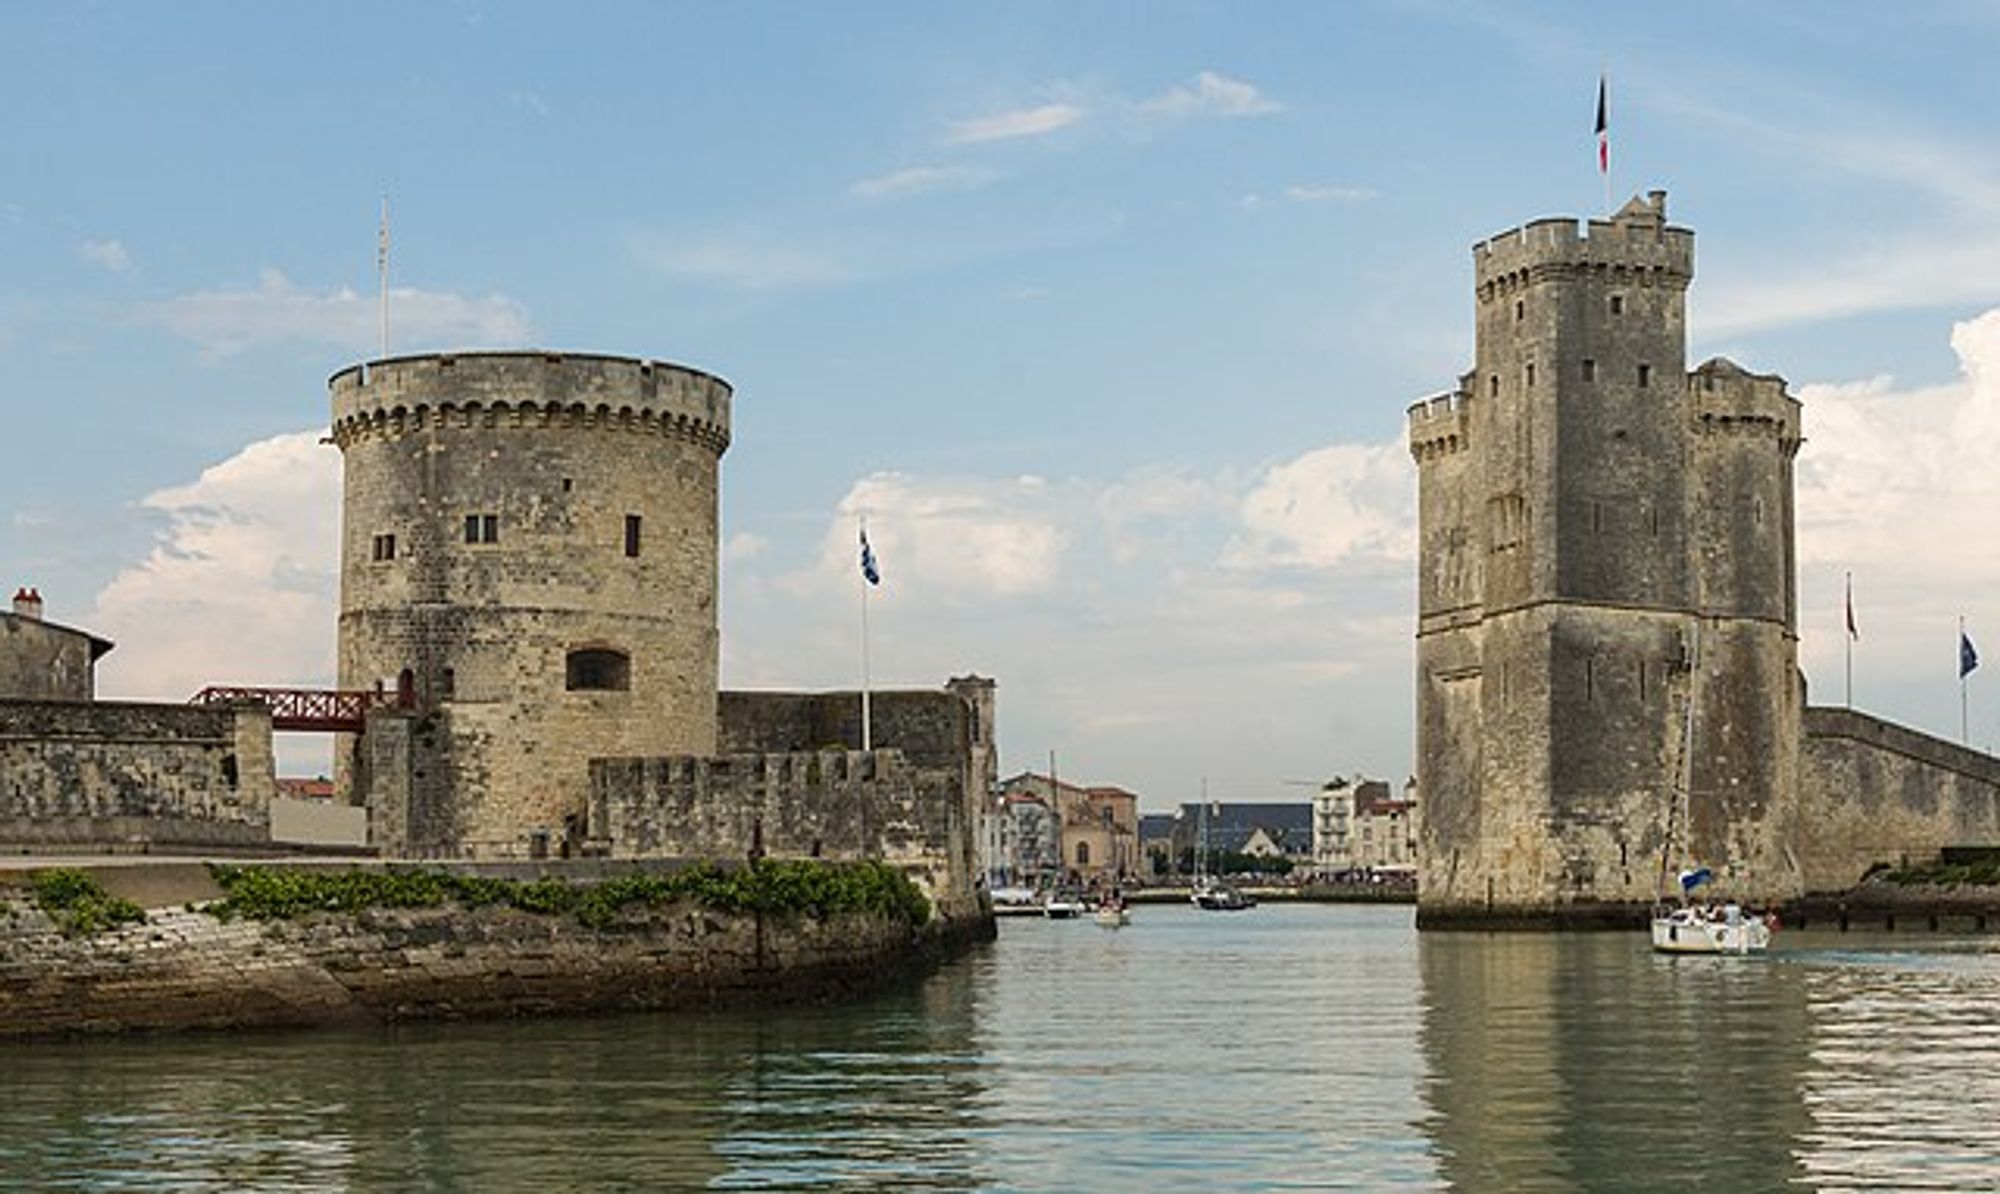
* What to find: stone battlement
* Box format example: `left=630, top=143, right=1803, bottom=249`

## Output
left=1473, top=191, right=1692, bottom=296
left=329, top=351, right=731, bottom=453
left=1690, top=357, right=1801, bottom=448
left=1407, top=388, right=1471, bottom=461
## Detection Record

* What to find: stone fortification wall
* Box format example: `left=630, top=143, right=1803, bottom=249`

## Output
left=719, top=685, right=986, bottom=906
left=330, top=351, right=732, bottom=857
left=0, top=864, right=983, bottom=1039
left=1412, top=194, right=1807, bottom=926
left=1798, top=707, right=2000, bottom=892
left=0, top=613, right=103, bottom=701
left=590, top=750, right=979, bottom=920
left=0, top=699, right=274, bottom=851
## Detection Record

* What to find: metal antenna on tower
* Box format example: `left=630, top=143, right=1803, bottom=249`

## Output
left=377, top=195, right=390, bottom=358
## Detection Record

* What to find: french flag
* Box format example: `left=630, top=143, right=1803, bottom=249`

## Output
left=1595, top=76, right=1609, bottom=176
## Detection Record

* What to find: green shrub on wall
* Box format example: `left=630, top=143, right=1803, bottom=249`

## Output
left=204, top=860, right=932, bottom=929
left=31, top=869, right=146, bottom=937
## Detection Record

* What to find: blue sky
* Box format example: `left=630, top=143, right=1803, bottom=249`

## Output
left=5, top=2, right=2000, bottom=805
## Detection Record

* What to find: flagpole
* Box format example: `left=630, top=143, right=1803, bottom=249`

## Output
left=377, top=194, right=390, bottom=358
left=860, top=519, right=873, bottom=753
left=1844, top=571, right=1853, bottom=709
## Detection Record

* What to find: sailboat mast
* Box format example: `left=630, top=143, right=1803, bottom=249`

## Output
left=1662, top=619, right=1702, bottom=901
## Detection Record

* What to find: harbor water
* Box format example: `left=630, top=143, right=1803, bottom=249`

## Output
left=4, top=903, right=1999, bottom=1190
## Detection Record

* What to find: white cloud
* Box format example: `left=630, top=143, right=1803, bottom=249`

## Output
left=851, top=165, right=1000, bottom=199
left=1139, top=71, right=1282, bottom=120
left=1243, top=184, right=1376, bottom=212
left=725, top=532, right=770, bottom=562
left=1283, top=185, right=1374, bottom=203
left=946, top=102, right=1084, bottom=145
left=1228, top=441, right=1413, bottom=570
left=91, top=431, right=341, bottom=702
left=815, top=473, right=1072, bottom=598
left=633, top=235, right=849, bottom=290
left=138, top=269, right=530, bottom=359
left=79, top=238, right=132, bottom=273
left=1699, top=233, right=2000, bottom=337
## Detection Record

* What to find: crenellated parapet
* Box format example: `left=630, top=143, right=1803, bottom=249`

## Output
left=1688, top=357, right=1802, bottom=456
left=1407, top=384, right=1472, bottom=462
left=1473, top=191, right=1693, bottom=304
left=329, top=352, right=731, bottom=454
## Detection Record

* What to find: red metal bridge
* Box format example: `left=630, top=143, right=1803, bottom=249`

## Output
left=189, top=686, right=401, bottom=733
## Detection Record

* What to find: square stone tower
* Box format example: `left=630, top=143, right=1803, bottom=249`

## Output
left=1410, top=193, right=1805, bottom=926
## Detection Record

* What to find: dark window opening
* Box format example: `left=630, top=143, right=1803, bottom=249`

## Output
left=1638, top=363, right=1652, bottom=388
left=624, top=514, right=642, bottom=558
left=221, top=754, right=239, bottom=787
left=397, top=668, right=416, bottom=707
left=566, top=648, right=631, bottom=692
left=1489, top=374, right=1500, bottom=396
left=1591, top=501, right=1603, bottom=534
left=562, top=477, right=573, bottom=492
left=371, top=533, right=396, bottom=561
left=1076, top=841, right=1091, bottom=866
left=1514, top=299, right=1524, bottom=321
left=1610, top=294, right=1624, bottom=315
left=439, top=667, right=456, bottom=698
left=1582, top=358, right=1597, bottom=382
left=465, top=514, right=499, bottom=544
left=1525, top=362, right=1536, bottom=387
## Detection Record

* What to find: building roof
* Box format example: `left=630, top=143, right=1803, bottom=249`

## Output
left=1175, top=801, right=1315, bottom=853
left=0, top=611, right=114, bottom=660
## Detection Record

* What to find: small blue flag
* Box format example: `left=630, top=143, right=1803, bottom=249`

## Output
left=860, top=528, right=880, bottom=586
left=1678, top=867, right=1713, bottom=893
left=1963, top=631, right=1980, bottom=679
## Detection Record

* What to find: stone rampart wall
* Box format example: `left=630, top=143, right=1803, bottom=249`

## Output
left=589, top=749, right=978, bottom=920
left=0, top=869, right=986, bottom=1038
left=0, top=700, right=275, bottom=847
left=1798, top=706, right=2000, bottom=892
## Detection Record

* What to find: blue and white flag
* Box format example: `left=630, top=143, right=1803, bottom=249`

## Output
left=1963, top=631, right=1980, bottom=679
left=1678, top=866, right=1713, bottom=893
left=859, top=528, right=881, bottom=586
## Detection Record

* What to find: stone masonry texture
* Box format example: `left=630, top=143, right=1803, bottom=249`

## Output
left=330, top=352, right=730, bottom=858
left=1409, top=193, right=1999, bottom=927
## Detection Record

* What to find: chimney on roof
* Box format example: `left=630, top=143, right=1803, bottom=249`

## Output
left=11, top=587, right=43, bottom=621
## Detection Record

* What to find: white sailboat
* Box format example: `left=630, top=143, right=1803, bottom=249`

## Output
left=1650, top=622, right=1772, bottom=955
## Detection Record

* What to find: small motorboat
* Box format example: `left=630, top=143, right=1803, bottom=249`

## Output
left=1192, top=881, right=1255, bottom=912
left=1043, top=893, right=1087, bottom=919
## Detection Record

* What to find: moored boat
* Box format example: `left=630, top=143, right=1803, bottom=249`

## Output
left=1192, top=880, right=1255, bottom=912
left=1651, top=901, right=1774, bottom=955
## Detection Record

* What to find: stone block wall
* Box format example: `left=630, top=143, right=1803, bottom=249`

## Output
left=1797, top=707, right=2000, bottom=892
left=0, top=699, right=275, bottom=850
left=589, top=749, right=978, bottom=920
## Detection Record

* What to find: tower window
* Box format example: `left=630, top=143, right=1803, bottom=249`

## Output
left=1610, top=294, right=1625, bottom=315
left=1592, top=501, right=1604, bottom=534
left=1582, top=359, right=1597, bottom=382
left=1076, top=841, right=1091, bottom=866
left=1515, top=299, right=1524, bottom=321
left=1490, top=374, right=1500, bottom=397
left=1525, top=362, right=1536, bottom=387
left=624, top=514, right=642, bottom=558
left=465, top=514, right=499, bottom=544
left=371, top=533, right=397, bottom=562
left=439, top=667, right=456, bottom=698
left=566, top=647, right=631, bottom=692
left=1638, top=363, right=1652, bottom=388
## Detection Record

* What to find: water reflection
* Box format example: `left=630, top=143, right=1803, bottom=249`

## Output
left=5, top=913, right=2000, bottom=1189
left=1419, top=929, right=2000, bottom=1191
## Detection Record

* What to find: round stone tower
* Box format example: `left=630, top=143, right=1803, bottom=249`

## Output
left=330, top=351, right=731, bottom=857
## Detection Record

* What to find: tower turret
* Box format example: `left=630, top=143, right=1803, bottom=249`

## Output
left=331, top=351, right=731, bottom=856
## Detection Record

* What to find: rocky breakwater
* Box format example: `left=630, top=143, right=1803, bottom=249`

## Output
left=0, top=860, right=992, bottom=1038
